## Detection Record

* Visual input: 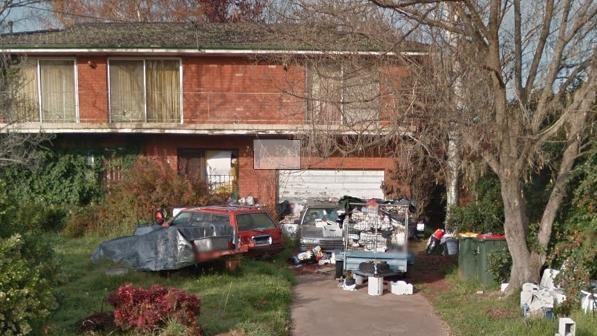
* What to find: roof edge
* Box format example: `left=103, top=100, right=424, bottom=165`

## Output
left=0, top=48, right=427, bottom=56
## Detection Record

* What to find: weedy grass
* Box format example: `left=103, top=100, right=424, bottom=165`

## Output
left=45, top=234, right=294, bottom=336
left=430, top=271, right=597, bottom=336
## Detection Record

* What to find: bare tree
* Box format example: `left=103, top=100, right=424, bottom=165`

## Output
left=267, top=0, right=596, bottom=293
left=50, top=0, right=268, bottom=25
left=0, top=0, right=48, bottom=167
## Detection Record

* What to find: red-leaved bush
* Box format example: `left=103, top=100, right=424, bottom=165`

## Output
left=107, top=284, right=202, bottom=334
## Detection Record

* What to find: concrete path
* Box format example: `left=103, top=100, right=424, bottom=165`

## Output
left=291, top=273, right=449, bottom=336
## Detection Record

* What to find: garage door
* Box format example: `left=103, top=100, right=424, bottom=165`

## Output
left=278, top=170, right=385, bottom=202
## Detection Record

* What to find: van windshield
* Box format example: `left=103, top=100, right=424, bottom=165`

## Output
left=303, top=208, right=339, bottom=226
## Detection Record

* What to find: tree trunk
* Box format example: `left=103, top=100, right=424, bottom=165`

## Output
left=500, top=174, right=537, bottom=294
left=445, top=130, right=460, bottom=231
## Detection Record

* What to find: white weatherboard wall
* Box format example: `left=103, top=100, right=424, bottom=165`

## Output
left=278, top=170, right=384, bottom=202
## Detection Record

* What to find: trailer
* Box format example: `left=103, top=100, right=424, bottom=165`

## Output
left=341, top=199, right=412, bottom=277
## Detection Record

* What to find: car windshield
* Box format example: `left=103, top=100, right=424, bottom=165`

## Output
left=172, top=211, right=230, bottom=227
left=236, top=213, right=276, bottom=231
left=303, top=208, right=339, bottom=226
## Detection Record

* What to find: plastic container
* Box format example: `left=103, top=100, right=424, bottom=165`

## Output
left=368, top=276, right=384, bottom=296
left=458, top=237, right=479, bottom=282
left=459, top=234, right=508, bottom=286
left=444, top=237, right=458, bottom=255
left=476, top=235, right=508, bottom=286
left=390, top=281, right=413, bottom=295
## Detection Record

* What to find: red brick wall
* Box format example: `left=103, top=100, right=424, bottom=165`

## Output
left=183, top=57, right=305, bottom=124
left=73, top=55, right=309, bottom=125
left=71, top=55, right=409, bottom=126
left=77, top=56, right=108, bottom=122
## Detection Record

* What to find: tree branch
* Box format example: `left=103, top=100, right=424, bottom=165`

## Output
left=524, top=0, right=554, bottom=97
left=513, top=0, right=523, bottom=101
left=533, top=0, right=572, bottom=131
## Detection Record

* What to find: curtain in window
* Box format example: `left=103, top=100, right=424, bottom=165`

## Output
left=18, top=59, right=39, bottom=122
left=342, top=64, right=380, bottom=126
left=40, top=60, right=76, bottom=122
left=146, top=60, right=180, bottom=122
left=109, top=60, right=144, bottom=122
left=307, top=64, right=342, bottom=124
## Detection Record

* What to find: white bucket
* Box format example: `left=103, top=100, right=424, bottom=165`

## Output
left=354, top=274, right=365, bottom=285
left=368, top=276, right=384, bottom=296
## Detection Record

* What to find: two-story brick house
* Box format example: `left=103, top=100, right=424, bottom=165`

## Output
left=0, top=23, right=421, bottom=207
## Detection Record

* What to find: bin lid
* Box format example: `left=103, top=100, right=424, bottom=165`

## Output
left=458, top=232, right=479, bottom=238
left=477, top=233, right=505, bottom=241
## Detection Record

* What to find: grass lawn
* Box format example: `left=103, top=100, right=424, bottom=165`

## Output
left=428, top=271, right=597, bottom=336
left=45, top=234, right=295, bottom=336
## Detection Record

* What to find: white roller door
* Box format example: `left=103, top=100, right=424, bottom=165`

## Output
left=278, top=169, right=385, bottom=202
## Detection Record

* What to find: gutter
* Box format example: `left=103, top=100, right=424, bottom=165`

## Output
left=0, top=48, right=428, bottom=57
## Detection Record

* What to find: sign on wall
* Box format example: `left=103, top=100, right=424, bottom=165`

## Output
left=254, top=139, right=301, bottom=170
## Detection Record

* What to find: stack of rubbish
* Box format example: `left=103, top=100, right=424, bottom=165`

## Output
left=359, top=232, right=388, bottom=252
left=278, top=202, right=305, bottom=224
left=291, top=246, right=337, bottom=266
left=344, top=205, right=409, bottom=253
left=519, top=269, right=566, bottom=318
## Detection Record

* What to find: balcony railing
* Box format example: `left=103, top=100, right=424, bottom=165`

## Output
left=207, top=174, right=238, bottom=194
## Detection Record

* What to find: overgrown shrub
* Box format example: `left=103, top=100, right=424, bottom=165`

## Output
left=488, top=247, right=512, bottom=284
left=449, top=175, right=504, bottom=233
left=0, top=180, right=61, bottom=335
left=549, top=148, right=597, bottom=311
left=107, top=284, right=202, bottom=334
left=64, top=158, right=224, bottom=237
left=0, top=149, right=105, bottom=206
left=0, top=234, right=58, bottom=335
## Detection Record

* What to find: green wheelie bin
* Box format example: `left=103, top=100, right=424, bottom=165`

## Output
left=458, top=236, right=480, bottom=282
left=476, top=233, right=508, bottom=286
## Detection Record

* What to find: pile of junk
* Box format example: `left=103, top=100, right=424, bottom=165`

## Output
left=518, top=269, right=596, bottom=318
left=282, top=196, right=418, bottom=257
left=284, top=197, right=418, bottom=297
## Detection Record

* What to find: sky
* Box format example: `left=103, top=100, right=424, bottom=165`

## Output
left=2, top=3, right=57, bottom=33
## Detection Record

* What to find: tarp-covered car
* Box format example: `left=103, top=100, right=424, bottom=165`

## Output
left=91, top=208, right=247, bottom=271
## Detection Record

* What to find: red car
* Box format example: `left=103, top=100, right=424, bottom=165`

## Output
left=171, top=205, right=284, bottom=257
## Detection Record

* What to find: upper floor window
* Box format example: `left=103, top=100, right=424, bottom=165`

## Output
left=109, top=59, right=181, bottom=123
left=307, top=63, right=380, bottom=125
left=18, top=59, right=77, bottom=122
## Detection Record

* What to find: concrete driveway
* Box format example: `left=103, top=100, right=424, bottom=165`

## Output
left=291, top=273, right=449, bottom=336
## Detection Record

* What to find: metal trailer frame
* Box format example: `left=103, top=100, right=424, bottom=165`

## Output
left=341, top=203, right=410, bottom=277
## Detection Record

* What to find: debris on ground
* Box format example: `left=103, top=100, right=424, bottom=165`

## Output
left=77, top=312, right=115, bottom=333
left=290, top=245, right=330, bottom=265
left=519, top=268, right=567, bottom=318
left=391, top=281, right=414, bottom=295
